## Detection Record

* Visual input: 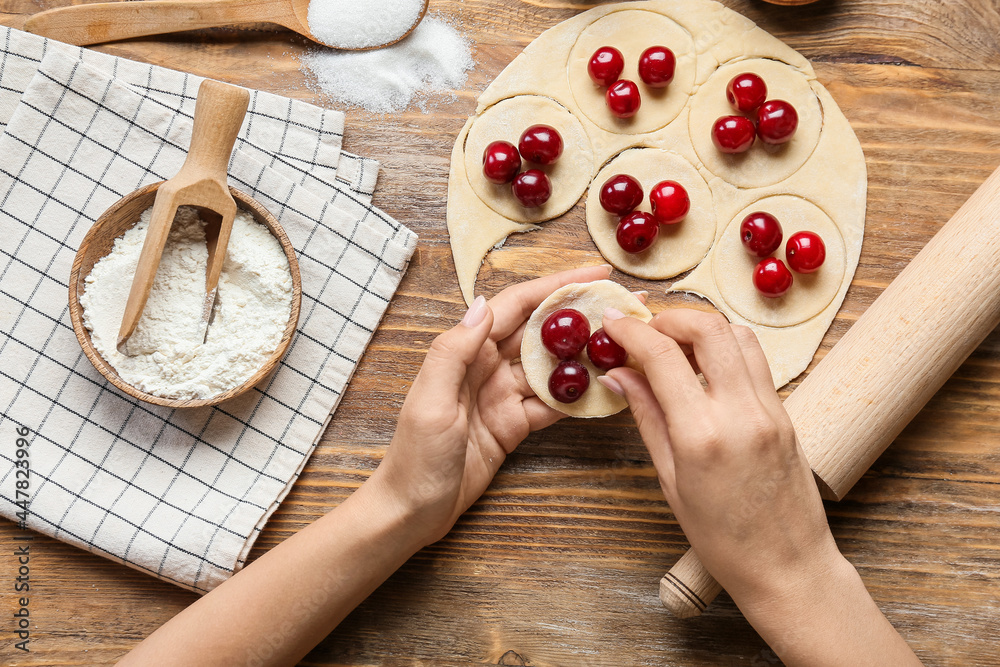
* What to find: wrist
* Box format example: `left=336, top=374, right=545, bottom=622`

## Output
left=352, top=467, right=430, bottom=554
left=733, top=549, right=859, bottom=648
left=370, top=437, right=467, bottom=547
left=730, top=549, right=921, bottom=667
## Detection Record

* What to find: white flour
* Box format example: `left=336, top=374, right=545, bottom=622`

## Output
left=81, top=206, right=293, bottom=400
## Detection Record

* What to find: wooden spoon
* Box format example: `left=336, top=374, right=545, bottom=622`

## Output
left=23, top=0, right=428, bottom=49
left=117, top=78, right=249, bottom=353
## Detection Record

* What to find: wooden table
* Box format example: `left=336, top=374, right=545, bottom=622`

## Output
left=2, top=1, right=999, bottom=664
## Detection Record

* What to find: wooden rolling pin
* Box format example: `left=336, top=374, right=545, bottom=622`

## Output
left=660, top=162, right=1000, bottom=618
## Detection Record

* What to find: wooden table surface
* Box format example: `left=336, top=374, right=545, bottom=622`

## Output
left=2, top=1, right=999, bottom=665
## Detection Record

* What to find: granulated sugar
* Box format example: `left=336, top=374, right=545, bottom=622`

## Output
left=307, top=0, right=425, bottom=50
left=81, top=206, right=293, bottom=400
left=301, top=17, right=474, bottom=114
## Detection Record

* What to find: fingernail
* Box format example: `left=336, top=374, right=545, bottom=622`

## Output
left=599, top=264, right=613, bottom=273
left=632, top=290, right=648, bottom=299
left=604, top=307, right=626, bottom=321
left=462, top=295, right=487, bottom=328
left=598, top=375, right=625, bottom=396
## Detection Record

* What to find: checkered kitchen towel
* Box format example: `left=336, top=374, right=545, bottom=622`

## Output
left=0, top=28, right=417, bottom=593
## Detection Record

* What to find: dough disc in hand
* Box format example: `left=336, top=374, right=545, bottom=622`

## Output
left=521, top=280, right=652, bottom=418
left=464, top=95, right=594, bottom=224
left=586, top=148, right=716, bottom=280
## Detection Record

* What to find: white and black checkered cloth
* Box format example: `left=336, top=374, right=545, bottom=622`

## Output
left=0, top=27, right=417, bottom=593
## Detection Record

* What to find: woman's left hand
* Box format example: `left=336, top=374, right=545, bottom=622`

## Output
left=373, top=265, right=613, bottom=545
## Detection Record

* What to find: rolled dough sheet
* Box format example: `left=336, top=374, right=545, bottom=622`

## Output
left=448, top=0, right=867, bottom=389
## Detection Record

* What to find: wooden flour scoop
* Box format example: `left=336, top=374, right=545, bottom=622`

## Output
left=660, top=163, right=1000, bottom=618
left=117, top=79, right=250, bottom=354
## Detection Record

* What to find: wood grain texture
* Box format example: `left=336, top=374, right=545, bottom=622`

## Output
left=2, top=0, right=1000, bottom=665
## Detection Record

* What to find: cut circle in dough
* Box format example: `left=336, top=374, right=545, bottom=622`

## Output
left=714, top=195, right=846, bottom=328
left=568, top=10, right=696, bottom=135
left=586, top=148, right=715, bottom=280
left=689, top=58, right=823, bottom=189
left=464, top=95, right=594, bottom=224
left=522, top=280, right=652, bottom=418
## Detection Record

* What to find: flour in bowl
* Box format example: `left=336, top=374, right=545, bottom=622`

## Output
left=81, top=206, right=293, bottom=400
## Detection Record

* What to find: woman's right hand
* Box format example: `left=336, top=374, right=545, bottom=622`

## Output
left=599, top=308, right=923, bottom=667
left=599, top=308, right=841, bottom=602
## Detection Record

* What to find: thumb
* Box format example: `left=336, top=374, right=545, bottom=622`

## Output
left=414, top=296, right=494, bottom=404
left=604, top=367, right=676, bottom=499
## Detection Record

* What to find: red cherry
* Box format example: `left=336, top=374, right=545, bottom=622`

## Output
left=712, top=115, right=756, bottom=153
left=482, top=140, right=521, bottom=184
left=753, top=258, right=793, bottom=297
left=786, top=231, right=826, bottom=273
left=740, top=212, right=783, bottom=257
left=726, top=73, right=767, bottom=113
left=649, top=180, right=689, bottom=224
left=606, top=80, right=642, bottom=119
left=512, top=169, right=551, bottom=208
left=638, top=46, right=676, bottom=88
left=616, top=211, right=659, bottom=253
left=541, top=308, right=591, bottom=360
left=519, top=124, right=563, bottom=165
left=587, top=328, right=627, bottom=371
left=548, top=360, right=591, bottom=404
left=599, top=174, right=644, bottom=216
left=588, top=46, right=625, bottom=87
left=756, top=100, right=798, bottom=145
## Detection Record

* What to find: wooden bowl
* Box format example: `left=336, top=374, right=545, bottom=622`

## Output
left=69, top=182, right=302, bottom=408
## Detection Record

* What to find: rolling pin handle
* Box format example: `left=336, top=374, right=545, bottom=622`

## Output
left=659, top=550, right=723, bottom=618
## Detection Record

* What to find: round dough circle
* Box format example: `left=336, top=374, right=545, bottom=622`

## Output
left=690, top=59, right=823, bottom=188
left=714, top=195, right=846, bottom=328
left=464, top=95, right=594, bottom=224
left=522, top=280, right=652, bottom=418
left=568, top=10, right=696, bottom=135
left=586, top=148, right=715, bottom=279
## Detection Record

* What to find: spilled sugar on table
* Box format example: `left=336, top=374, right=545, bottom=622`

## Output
left=1, top=1, right=999, bottom=665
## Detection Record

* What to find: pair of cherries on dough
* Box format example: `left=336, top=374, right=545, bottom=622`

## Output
left=600, top=173, right=690, bottom=254
left=713, top=73, right=799, bottom=153
left=541, top=308, right=628, bottom=403
left=588, top=45, right=676, bottom=119
left=741, top=212, right=826, bottom=297
left=482, top=125, right=565, bottom=208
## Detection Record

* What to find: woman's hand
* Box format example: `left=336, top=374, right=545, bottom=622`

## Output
left=374, top=265, right=613, bottom=545
left=120, top=266, right=618, bottom=667
left=600, top=309, right=923, bottom=667
left=599, top=308, right=839, bottom=600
